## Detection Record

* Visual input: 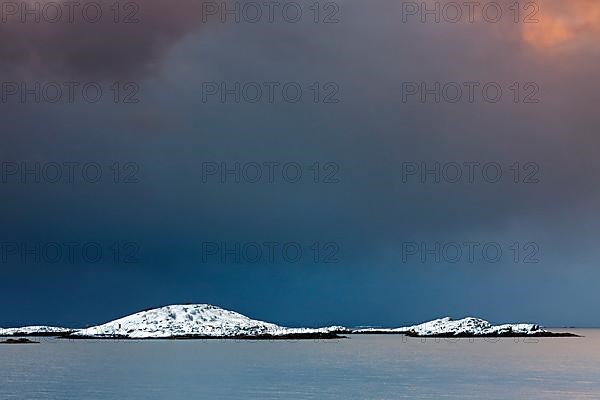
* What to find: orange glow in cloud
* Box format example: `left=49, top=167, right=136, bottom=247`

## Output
left=522, top=0, right=600, bottom=49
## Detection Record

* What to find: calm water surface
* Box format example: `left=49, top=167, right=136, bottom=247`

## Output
left=1, top=330, right=599, bottom=399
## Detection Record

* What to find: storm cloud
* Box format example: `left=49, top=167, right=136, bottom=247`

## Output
left=0, top=0, right=218, bottom=79
left=1, top=0, right=600, bottom=328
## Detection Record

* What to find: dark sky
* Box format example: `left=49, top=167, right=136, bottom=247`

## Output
left=1, top=0, right=600, bottom=328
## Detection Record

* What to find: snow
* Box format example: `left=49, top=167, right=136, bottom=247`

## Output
left=1, top=306, right=555, bottom=339
left=353, top=317, right=546, bottom=336
left=70, top=304, right=345, bottom=339
left=0, top=326, right=74, bottom=336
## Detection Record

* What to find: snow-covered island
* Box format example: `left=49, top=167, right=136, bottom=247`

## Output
left=69, top=304, right=346, bottom=339
left=1, top=304, right=577, bottom=339
left=0, top=326, right=75, bottom=337
left=352, top=317, right=578, bottom=337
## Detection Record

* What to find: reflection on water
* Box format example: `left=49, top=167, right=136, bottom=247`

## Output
left=1, top=330, right=600, bottom=399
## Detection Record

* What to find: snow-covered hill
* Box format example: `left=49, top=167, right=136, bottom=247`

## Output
left=70, top=304, right=346, bottom=339
left=353, top=317, right=553, bottom=337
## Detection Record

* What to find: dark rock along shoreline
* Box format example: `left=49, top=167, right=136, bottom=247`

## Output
left=1, top=330, right=580, bottom=340
left=64, top=332, right=346, bottom=340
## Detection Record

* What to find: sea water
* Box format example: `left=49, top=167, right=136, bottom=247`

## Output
left=1, top=330, right=599, bottom=399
